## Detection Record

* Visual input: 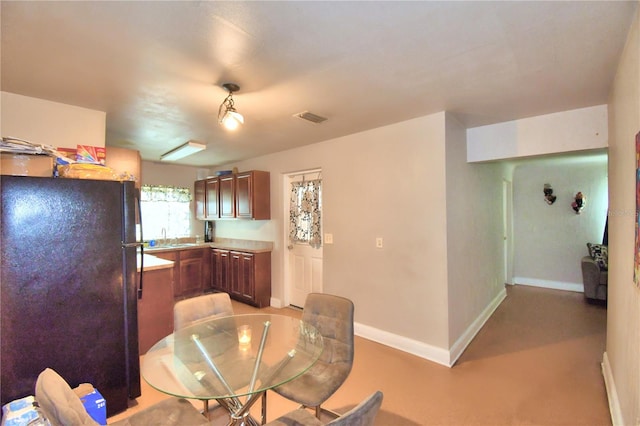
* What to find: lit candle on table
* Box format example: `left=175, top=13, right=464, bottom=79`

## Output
left=238, top=325, right=252, bottom=347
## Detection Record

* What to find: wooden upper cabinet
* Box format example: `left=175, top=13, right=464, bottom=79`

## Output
left=219, top=174, right=236, bottom=219
left=205, top=177, right=219, bottom=219
left=105, top=146, right=142, bottom=189
left=194, top=179, right=206, bottom=220
left=195, top=170, right=270, bottom=220
left=235, top=171, right=270, bottom=220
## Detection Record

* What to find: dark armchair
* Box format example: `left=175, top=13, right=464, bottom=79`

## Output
left=582, top=243, right=608, bottom=304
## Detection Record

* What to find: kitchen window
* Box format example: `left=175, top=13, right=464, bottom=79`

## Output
left=140, top=185, right=191, bottom=241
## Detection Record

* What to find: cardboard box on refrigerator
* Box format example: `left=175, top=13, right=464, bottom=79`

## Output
left=0, top=153, right=54, bottom=177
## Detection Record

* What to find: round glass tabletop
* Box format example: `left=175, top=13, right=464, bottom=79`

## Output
left=141, top=314, right=324, bottom=400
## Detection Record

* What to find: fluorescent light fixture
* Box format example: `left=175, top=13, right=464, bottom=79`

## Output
left=218, top=83, right=244, bottom=131
left=160, top=141, right=206, bottom=161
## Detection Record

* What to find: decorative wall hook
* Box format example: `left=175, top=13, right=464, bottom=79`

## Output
left=543, top=184, right=557, bottom=205
left=572, top=192, right=586, bottom=214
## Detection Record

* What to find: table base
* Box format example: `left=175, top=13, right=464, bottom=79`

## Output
left=215, top=391, right=267, bottom=426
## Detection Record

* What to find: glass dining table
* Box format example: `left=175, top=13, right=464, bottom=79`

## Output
left=141, top=314, right=324, bottom=426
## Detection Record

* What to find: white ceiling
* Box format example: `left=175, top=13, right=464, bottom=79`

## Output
left=1, top=1, right=636, bottom=167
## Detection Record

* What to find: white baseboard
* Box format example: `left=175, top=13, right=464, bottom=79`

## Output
left=354, top=287, right=507, bottom=368
left=354, top=321, right=451, bottom=367
left=448, top=287, right=507, bottom=366
left=270, top=297, right=283, bottom=308
left=602, top=352, right=623, bottom=426
left=513, top=277, right=584, bottom=293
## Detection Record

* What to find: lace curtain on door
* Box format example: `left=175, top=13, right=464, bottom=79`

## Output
left=289, top=179, right=322, bottom=248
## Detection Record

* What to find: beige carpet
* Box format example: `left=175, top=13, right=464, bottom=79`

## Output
left=109, top=285, right=610, bottom=425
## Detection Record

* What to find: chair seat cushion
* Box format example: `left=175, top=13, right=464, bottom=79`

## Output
left=265, top=408, right=323, bottom=426
left=112, top=398, right=208, bottom=426
left=273, top=360, right=352, bottom=407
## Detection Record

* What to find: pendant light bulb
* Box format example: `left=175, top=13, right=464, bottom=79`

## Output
left=218, top=83, right=243, bottom=131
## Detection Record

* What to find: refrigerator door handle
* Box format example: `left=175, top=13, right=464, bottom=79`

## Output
left=135, top=187, right=144, bottom=300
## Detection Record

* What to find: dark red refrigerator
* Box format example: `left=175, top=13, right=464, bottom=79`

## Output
left=1, top=175, right=142, bottom=417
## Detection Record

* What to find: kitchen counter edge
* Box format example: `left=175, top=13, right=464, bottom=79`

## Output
left=144, top=239, right=273, bottom=254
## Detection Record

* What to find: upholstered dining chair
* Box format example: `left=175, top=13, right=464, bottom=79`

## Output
left=35, top=368, right=208, bottom=426
left=173, top=291, right=235, bottom=418
left=173, top=292, right=234, bottom=330
left=265, top=391, right=382, bottom=426
left=269, top=293, right=355, bottom=420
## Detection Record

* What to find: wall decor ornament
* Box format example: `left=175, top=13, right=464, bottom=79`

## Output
left=571, top=192, right=586, bottom=214
left=543, top=183, right=557, bottom=205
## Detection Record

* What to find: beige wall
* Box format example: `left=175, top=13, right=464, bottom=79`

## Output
left=0, top=92, right=106, bottom=149
left=512, top=158, right=609, bottom=289
left=215, top=113, right=457, bottom=356
left=467, top=104, right=608, bottom=162
left=445, top=113, right=505, bottom=358
left=605, top=4, right=640, bottom=425
left=136, top=111, right=504, bottom=365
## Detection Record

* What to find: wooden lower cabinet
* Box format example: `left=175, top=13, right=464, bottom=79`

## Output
left=138, top=267, right=174, bottom=353
left=211, top=248, right=231, bottom=293
left=212, top=248, right=270, bottom=308
left=154, top=249, right=210, bottom=299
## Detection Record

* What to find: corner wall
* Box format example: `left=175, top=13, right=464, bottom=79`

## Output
left=216, top=113, right=454, bottom=362
left=445, top=112, right=506, bottom=364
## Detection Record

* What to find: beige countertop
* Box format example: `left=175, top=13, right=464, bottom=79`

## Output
left=209, top=238, right=273, bottom=253
left=137, top=253, right=174, bottom=272
left=144, top=238, right=273, bottom=254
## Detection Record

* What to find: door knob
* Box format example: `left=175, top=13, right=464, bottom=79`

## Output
left=287, top=245, right=294, bottom=249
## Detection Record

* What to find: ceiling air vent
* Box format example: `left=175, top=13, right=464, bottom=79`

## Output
left=294, top=111, right=328, bottom=124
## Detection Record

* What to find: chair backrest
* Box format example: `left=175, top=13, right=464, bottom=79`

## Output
left=173, top=292, right=234, bottom=330
left=302, top=293, right=354, bottom=368
left=327, top=391, right=383, bottom=426
left=35, top=368, right=99, bottom=426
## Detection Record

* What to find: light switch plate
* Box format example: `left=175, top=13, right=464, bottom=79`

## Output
left=325, top=233, right=333, bottom=244
left=376, top=237, right=383, bottom=248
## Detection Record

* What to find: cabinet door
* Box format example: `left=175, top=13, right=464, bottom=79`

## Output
left=239, top=253, right=255, bottom=300
left=180, top=258, right=202, bottom=296
left=230, top=251, right=243, bottom=298
left=205, top=177, right=219, bottom=219
left=219, top=175, right=235, bottom=218
left=235, top=172, right=252, bottom=219
left=210, top=249, right=218, bottom=290
left=194, top=180, right=206, bottom=220
left=212, top=249, right=230, bottom=293
left=179, top=249, right=207, bottom=297
left=235, top=171, right=270, bottom=220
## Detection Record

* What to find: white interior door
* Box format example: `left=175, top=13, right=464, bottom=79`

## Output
left=503, top=179, right=514, bottom=285
left=289, top=241, right=323, bottom=308
left=287, top=171, right=323, bottom=308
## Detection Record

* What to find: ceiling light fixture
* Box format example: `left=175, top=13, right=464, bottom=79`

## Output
left=218, top=83, right=244, bottom=131
left=160, top=140, right=206, bottom=162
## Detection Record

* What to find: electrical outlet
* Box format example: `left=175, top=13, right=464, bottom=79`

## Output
left=324, top=233, right=333, bottom=244
left=376, top=237, right=383, bottom=248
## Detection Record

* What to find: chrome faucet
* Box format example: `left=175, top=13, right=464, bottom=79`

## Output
left=161, top=228, right=167, bottom=246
